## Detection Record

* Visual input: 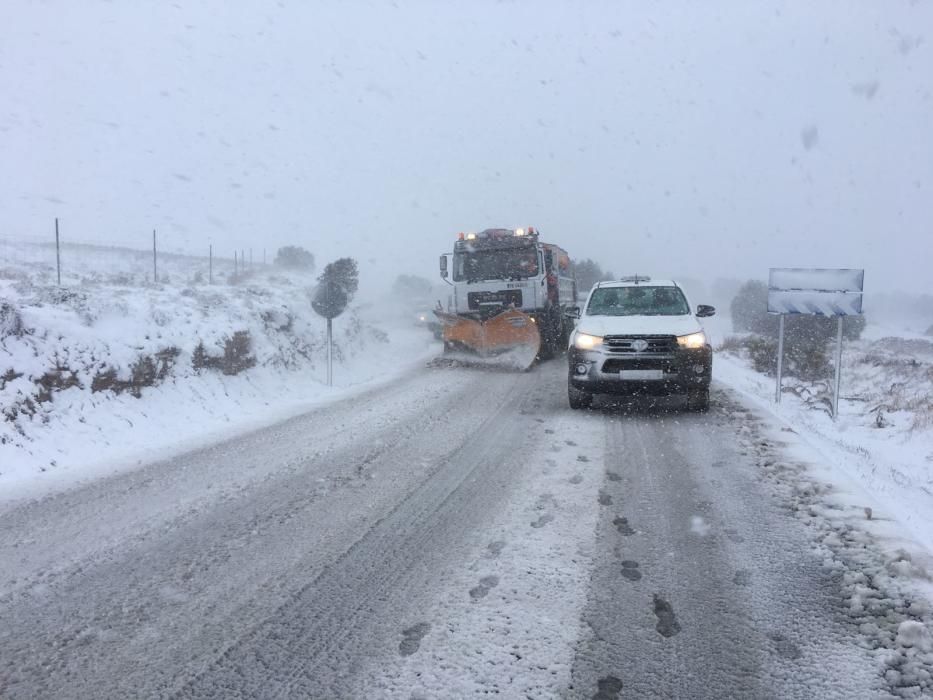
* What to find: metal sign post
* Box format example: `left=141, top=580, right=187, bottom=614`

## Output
left=775, top=314, right=785, bottom=403
left=326, top=318, right=333, bottom=386
left=767, top=268, right=864, bottom=421
left=311, top=278, right=349, bottom=388
left=832, top=316, right=844, bottom=419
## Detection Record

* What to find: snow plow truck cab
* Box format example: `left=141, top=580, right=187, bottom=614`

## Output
left=435, top=227, right=576, bottom=370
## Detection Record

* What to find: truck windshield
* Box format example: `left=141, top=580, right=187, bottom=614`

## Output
left=453, top=249, right=539, bottom=282
left=586, top=286, right=690, bottom=316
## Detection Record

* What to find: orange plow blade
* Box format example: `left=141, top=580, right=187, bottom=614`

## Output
left=434, top=308, right=541, bottom=370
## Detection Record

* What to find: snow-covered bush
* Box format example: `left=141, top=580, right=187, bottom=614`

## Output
left=192, top=332, right=256, bottom=375
left=0, top=301, right=24, bottom=339
left=91, top=347, right=180, bottom=398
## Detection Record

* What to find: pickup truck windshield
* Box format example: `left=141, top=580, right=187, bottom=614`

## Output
left=586, top=286, right=690, bottom=316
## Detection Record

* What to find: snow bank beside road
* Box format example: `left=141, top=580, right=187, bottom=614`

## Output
left=716, top=338, right=933, bottom=554
left=1, top=258, right=438, bottom=502
left=715, top=342, right=933, bottom=697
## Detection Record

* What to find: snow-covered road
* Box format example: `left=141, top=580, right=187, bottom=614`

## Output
left=0, top=360, right=924, bottom=698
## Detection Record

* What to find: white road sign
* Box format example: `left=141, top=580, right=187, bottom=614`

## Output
left=767, top=267, right=865, bottom=419
left=769, top=268, right=864, bottom=293
left=768, top=268, right=864, bottom=316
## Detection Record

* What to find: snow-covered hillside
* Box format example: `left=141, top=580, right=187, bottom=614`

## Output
left=0, top=240, right=438, bottom=500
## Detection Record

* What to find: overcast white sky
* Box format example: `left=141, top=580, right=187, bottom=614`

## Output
left=1, top=1, right=931, bottom=295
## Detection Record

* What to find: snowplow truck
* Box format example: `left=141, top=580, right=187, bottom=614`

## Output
left=436, top=227, right=576, bottom=370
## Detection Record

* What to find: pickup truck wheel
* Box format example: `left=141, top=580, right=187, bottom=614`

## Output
left=686, top=388, right=710, bottom=412
left=568, top=381, right=593, bottom=410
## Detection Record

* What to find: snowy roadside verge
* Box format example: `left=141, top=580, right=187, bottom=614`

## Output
left=716, top=349, right=933, bottom=697
left=1, top=262, right=441, bottom=503
left=715, top=350, right=933, bottom=558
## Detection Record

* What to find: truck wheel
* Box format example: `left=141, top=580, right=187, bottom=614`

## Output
left=686, top=388, right=710, bottom=412
left=558, top=319, right=572, bottom=354
left=538, top=311, right=562, bottom=360
left=568, top=381, right=593, bottom=410
left=551, top=318, right=567, bottom=358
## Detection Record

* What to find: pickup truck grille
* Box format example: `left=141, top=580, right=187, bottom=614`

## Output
left=601, top=358, right=675, bottom=373
left=603, top=335, right=677, bottom=354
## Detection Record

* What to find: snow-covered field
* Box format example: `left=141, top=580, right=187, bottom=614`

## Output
left=0, top=239, right=438, bottom=501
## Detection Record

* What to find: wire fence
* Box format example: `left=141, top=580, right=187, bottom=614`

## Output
left=0, top=219, right=271, bottom=288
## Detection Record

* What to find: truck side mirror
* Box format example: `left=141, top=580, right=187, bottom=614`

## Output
left=544, top=250, right=554, bottom=271
left=696, top=304, right=716, bottom=317
left=439, top=255, right=448, bottom=279
left=567, top=306, right=581, bottom=319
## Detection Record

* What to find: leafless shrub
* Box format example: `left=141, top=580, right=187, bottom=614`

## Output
left=1, top=368, right=23, bottom=390
left=192, top=340, right=220, bottom=372
left=2, top=396, right=37, bottom=424
left=716, top=335, right=746, bottom=353
left=35, top=367, right=82, bottom=403
left=91, top=347, right=180, bottom=398
left=0, top=267, right=29, bottom=282
left=154, top=347, right=180, bottom=376
left=90, top=368, right=119, bottom=394
left=107, top=272, right=137, bottom=286
left=744, top=335, right=779, bottom=375
left=261, top=308, right=294, bottom=332
left=151, top=308, right=171, bottom=327
left=718, top=333, right=829, bottom=380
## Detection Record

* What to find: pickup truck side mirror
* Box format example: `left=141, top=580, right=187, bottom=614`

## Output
left=696, top=304, right=716, bottom=318
left=567, top=306, right=581, bottom=319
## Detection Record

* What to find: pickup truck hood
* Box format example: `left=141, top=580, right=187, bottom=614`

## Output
left=576, top=314, right=703, bottom=338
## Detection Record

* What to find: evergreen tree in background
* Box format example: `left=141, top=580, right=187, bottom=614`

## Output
left=274, top=246, right=315, bottom=270
left=318, top=257, right=360, bottom=302
left=572, top=258, right=615, bottom=292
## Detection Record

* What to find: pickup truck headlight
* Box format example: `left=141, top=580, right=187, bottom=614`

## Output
left=676, top=331, right=708, bottom=349
left=574, top=333, right=603, bottom=350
